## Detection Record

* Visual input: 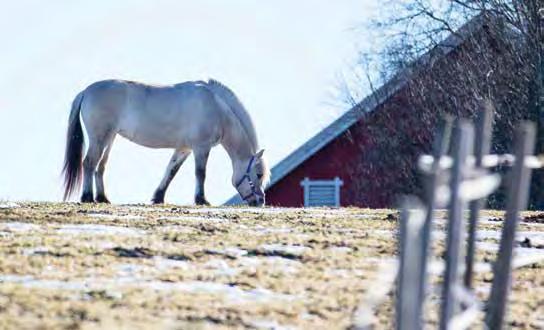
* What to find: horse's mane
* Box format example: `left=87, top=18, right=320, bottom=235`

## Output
left=206, top=79, right=259, bottom=152
left=205, top=79, right=270, bottom=186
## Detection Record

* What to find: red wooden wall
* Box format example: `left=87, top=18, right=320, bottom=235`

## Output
left=265, top=123, right=372, bottom=207
left=265, top=87, right=420, bottom=208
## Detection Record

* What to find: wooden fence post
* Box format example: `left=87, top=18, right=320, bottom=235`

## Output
left=485, top=122, right=536, bottom=329
left=465, top=100, right=494, bottom=288
left=440, top=120, right=474, bottom=330
left=396, top=197, right=426, bottom=330
left=419, top=116, right=454, bottom=308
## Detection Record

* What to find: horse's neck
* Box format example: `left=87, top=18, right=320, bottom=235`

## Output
left=221, top=120, right=256, bottom=165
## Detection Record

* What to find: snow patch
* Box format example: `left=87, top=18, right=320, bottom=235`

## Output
left=208, top=247, right=249, bottom=258
left=153, top=257, right=191, bottom=270
left=261, top=244, right=310, bottom=256
left=253, top=226, right=293, bottom=235
left=248, top=319, right=296, bottom=330
left=13, top=277, right=298, bottom=304
left=158, top=216, right=228, bottom=223
left=57, top=224, right=144, bottom=236
left=204, top=259, right=239, bottom=276
left=328, top=246, right=352, bottom=253
left=0, top=202, right=19, bottom=209
left=169, top=281, right=297, bottom=304
left=0, top=222, right=40, bottom=232
left=87, top=213, right=143, bottom=220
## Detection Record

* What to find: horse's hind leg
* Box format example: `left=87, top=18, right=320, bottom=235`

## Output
left=81, top=131, right=114, bottom=203
left=152, top=149, right=191, bottom=204
left=194, top=147, right=211, bottom=206
left=81, top=142, right=102, bottom=203
left=95, top=136, right=116, bottom=203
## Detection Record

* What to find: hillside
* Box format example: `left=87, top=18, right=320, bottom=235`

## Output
left=0, top=203, right=542, bottom=329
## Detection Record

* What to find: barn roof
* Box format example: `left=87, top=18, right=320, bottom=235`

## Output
left=225, top=15, right=486, bottom=205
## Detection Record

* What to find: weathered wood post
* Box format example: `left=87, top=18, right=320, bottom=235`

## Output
left=396, top=197, right=426, bottom=330
left=440, top=120, right=474, bottom=330
left=465, top=101, right=494, bottom=289
left=485, top=122, right=536, bottom=329
left=535, top=7, right=544, bottom=209
left=419, top=116, right=454, bottom=308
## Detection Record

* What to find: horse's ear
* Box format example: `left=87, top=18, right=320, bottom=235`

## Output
left=255, top=149, right=265, bottom=159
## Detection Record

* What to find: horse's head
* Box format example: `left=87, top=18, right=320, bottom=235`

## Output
left=233, top=149, right=270, bottom=207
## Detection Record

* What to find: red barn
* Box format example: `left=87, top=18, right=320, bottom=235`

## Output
left=226, top=15, right=512, bottom=208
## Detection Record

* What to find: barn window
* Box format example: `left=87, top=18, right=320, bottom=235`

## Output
left=300, top=177, right=343, bottom=207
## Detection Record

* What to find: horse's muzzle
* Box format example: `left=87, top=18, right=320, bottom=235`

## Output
left=249, top=198, right=265, bottom=207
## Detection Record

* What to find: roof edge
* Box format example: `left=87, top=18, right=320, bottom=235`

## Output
left=224, top=14, right=486, bottom=206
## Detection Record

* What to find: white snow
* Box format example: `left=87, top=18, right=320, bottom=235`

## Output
left=0, top=275, right=300, bottom=304
left=260, top=244, right=310, bottom=256
left=252, top=226, right=293, bottom=235
left=204, top=259, right=239, bottom=276
left=87, top=213, right=143, bottom=220
left=57, top=224, right=144, bottom=236
left=208, top=247, right=249, bottom=258
left=0, top=202, right=19, bottom=209
left=0, top=222, right=40, bottom=232
left=328, top=246, right=352, bottom=253
left=157, top=216, right=228, bottom=223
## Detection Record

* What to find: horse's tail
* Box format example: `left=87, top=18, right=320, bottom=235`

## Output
left=62, top=92, right=85, bottom=201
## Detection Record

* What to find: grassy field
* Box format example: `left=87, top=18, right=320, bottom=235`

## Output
left=0, top=202, right=542, bottom=329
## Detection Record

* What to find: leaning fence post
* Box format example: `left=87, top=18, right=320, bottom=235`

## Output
left=396, top=197, right=426, bottom=330
left=465, top=100, right=494, bottom=289
left=440, top=120, right=474, bottom=330
left=419, top=115, right=454, bottom=308
left=485, top=122, right=536, bottom=329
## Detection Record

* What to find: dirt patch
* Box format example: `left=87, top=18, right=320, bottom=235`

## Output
left=108, top=247, right=155, bottom=259
left=523, top=213, right=544, bottom=224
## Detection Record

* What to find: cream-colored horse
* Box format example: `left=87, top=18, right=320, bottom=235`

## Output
left=62, top=79, right=270, bottom=206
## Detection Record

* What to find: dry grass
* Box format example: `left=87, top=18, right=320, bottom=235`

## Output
left=0, top=203, right=542, bottom=329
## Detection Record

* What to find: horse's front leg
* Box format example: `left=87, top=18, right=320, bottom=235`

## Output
left=152, top=150, right=191, bottom=204
left=194, top=147, right=211, bottom=206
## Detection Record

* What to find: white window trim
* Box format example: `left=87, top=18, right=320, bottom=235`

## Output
left=300, top=177, right=344, bottom=207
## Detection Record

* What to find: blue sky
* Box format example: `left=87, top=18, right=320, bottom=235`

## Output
left=0, top=0, right=378, bottom=204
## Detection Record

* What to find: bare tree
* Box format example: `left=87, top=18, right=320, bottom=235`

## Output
left=344, top=0, right=543, bottom=208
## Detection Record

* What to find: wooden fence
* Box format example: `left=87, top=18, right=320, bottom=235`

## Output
left=353, top=101, right=544, bottom=329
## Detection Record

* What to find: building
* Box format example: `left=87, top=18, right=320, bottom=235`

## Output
left=226, top=15, right=519, bottom=208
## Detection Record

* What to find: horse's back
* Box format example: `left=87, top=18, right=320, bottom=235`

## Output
left=80, top=79, right=224, bottom=149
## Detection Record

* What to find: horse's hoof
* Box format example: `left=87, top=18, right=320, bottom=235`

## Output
left=95, top=195, right=111, bottom=204
left=152, top=191, right=165, bottom=205
left=81, top=192, right=94, bottom=203
left=152, top=198, right=164, bottom=205
left=195, top=195, right=210, bottom=206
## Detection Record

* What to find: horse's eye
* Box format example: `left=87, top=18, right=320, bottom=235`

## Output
left=257, top=173, right=263, bottom=180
